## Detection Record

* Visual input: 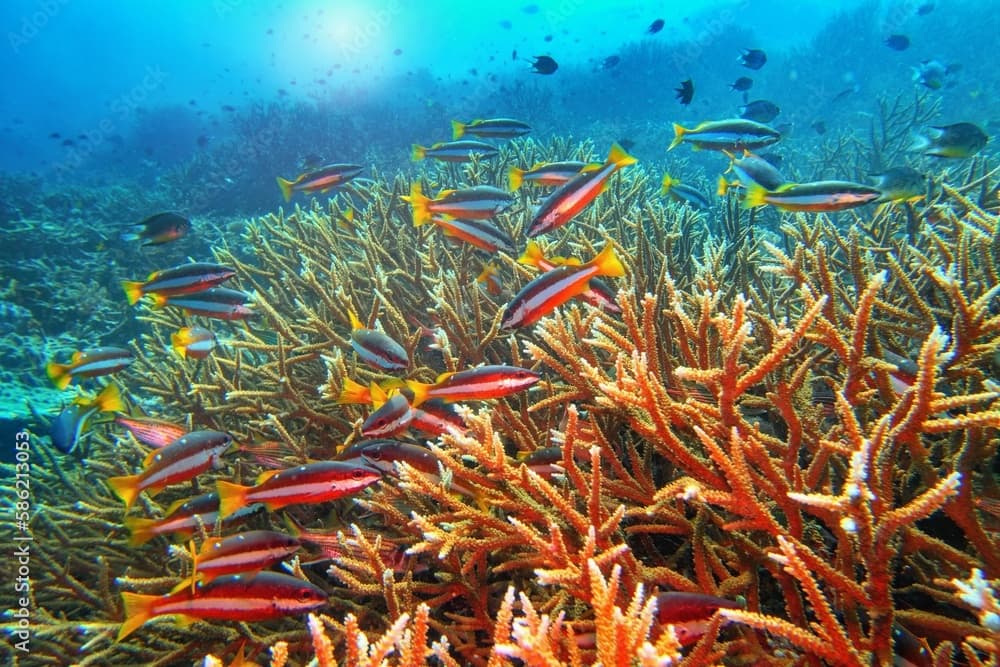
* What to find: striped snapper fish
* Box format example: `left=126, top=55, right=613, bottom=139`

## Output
left=669, top=118, right=780, bottom=152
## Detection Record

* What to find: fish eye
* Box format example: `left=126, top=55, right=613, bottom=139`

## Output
left=351, top=468, right=367, bottom=479
left=365, top=448, right=383, bottom=460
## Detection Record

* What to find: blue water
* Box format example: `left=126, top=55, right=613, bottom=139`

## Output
left=5, top=0, right=990, bottom=179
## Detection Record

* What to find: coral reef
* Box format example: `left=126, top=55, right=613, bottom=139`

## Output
left=2, top=127, right=998, bottom=667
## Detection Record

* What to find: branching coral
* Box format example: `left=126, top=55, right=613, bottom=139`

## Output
left=3, top=138, right=998, bottom=667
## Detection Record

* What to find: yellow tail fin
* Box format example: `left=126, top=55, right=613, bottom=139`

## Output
left=348, top=310, right=364, bottom=331
left=717, top=175, right=731, bottom=197
left=276, top=176, right=295, bottom=203
left=369, top=381, right=389, bottom=409
left=337, top=377, right=371, bottom=405
left=123, top=517, right=159, bottom=547
left=743, top=183, right=770, bottom=209
left=215, top=480, right=250, bottom=520
left=403, top=183, right=432, bottom=226
left=517, top=240, right=546, bottom=268
left=668, top=123, right=687, bottom=151
left=121, top=280, right=144, bottom=306
left=170, top=331, right=188, bottom=358
left=46, top=362, right=72, bottom=390
left=117, top=591, right=158, bottom=641
left=661, top=174, right=677, bottom=196
left=404, top=380, right=433, bottom=407
left=411, top=144, right=427, bottom=161
left=508, top=166, right=525, bottom=191
left=606, top=143, right=637, bottom=168
left=107, top=474, right=141, bottom=509
left=451, top=120, right=466, bottom=140
left=589, top=245, right=625, bottom=278
left=94, top=384, right=125, bottom=414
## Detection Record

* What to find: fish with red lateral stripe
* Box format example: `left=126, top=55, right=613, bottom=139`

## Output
left=501, top=244, right=624, bottom=329
left=107, top=431, right=234, bottom=509
left=215, top=460, right=382, bottom=519
left=526, top=143, right=636, bottom=237
left=117, top=571, right=326, bottom=640
left=46, top=346, right=135, bottom=390
left=121, top=262, right=235, bottom=306
left=174, top=530, right=301, bottom=591
left=405, top=364, right=540, bottom=407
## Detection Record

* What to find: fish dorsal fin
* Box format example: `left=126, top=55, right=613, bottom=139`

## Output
left=256, top=469, right=282, bottom=484
left=435, top=371, right=455, bottom=384
left=164, top=496, right=191, bottom=515
left=143, top=448, right=162, bottom=468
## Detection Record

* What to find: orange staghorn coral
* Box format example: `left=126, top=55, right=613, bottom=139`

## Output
left=4, top=139, right=999, bottom=666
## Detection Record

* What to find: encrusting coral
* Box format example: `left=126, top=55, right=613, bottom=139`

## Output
left=2, top=136, right=998, bottom=666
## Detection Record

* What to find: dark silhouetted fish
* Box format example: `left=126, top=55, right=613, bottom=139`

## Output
left=730, top=76, right=753, bottom=91
left=647, top=18, right=665, bottom=34
left=602, top=55, right=620, bottom=69
left=739, top=99, right=780, bottom=123
left=885, top=34, right=910, bottom=51
left=122, top=212, right=191, bottom=247
left=675, top=79, right=694, bottom=105
left=530, top=55, right=558, bottom=74
left=738, top=48, right=767, bottom=70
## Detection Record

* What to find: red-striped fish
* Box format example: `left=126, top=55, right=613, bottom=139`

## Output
left=46, top=346, right=136, bottom=390
left=518, top=240, right=621, bottom=313
left=122, top=492, right=263, bottom=546
left=338, top=439, right=436, bottom=475
left=171, top=326, right=216, bottom=359
left=405, top=364, right=540, bottom=406
left=526, top=143, right=636, bottom=237
left=286, top=517, right=425, bottom=574
left=152, top=287, right=254, bottom=320
left=215, top=460, right=382, bottom=519
left=176, top=530, right=301, bottom=589
left=508, top=161, right=596, bottom=191
left=421, top=214, right=515, bottom=254
left=362, top=391, right=414, bottom=438
left=107, top=431, right=234, bottom=509
left=402, top=184, right=514, bottom=226
left=411, top=140, right=498, bottom=162
left=744, top=180, right=881, bottom=212
left=574, top=592, right=740, bottom=650
left=501, top=244, right=625, bottom=329
left=121, top=262, right=235, bottom=306
left=338, top=439, right=484, bottom=498
left=349, top=311, right=409, bottom=371
left=276, top=163, right=363, bottom=202
left=409, top=399, right=466, bottom=435
left=117, top=571, right=327, bottom=640
left=653, top=592, right=741, bottom=645
left=114, top=414, right=188, bottom=448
